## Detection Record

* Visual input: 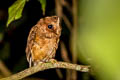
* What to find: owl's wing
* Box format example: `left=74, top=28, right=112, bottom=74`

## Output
left=26, top=25, right=38, bottom=67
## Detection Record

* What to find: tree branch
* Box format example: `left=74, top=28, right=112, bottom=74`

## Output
left=1, top=61, right=90, bottom=80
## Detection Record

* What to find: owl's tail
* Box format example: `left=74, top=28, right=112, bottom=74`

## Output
left=27, top=52, right=34, bottom=67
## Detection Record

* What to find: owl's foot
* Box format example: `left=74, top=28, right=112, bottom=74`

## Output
left=34, top=61, right=43, bottom=66
left=49, top=59, right=57, bottom=64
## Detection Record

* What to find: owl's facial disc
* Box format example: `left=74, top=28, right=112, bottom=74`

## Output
left=38, top=16, right=61, bottom=38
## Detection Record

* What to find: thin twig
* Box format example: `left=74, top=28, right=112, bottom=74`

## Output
left=60, top=41, right=71, bottom=80
left=72, top=0, right=78, bottom=65
left=70, top=0, right=78, bottom=79
left=61, top=0, right=72, bottom=13
left=60, top=41, right=71, bottom=62
left=56, top=69, right=63, bottom=79
left=62, top=14, right=72, bottom=32
left=0, top=60, right=12, bottom=77
left=55, top=0, right=62, bottom=18
left=1, top=61, right=90, bottom=80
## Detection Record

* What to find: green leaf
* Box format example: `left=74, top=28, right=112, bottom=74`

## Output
left=39, top=0, right=46, bottom=15
left=7, top=0, right=27, bottom=27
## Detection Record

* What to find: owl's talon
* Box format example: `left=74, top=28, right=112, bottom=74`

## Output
left=34, top=61, right=43, bottom=66
left=49, top=59, right=57, bottom=64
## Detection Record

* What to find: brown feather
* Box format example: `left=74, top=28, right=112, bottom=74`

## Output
left=26, top=16, right=61, bottom=67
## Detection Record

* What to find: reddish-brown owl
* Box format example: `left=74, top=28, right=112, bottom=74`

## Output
left=26, top=16, right=61, bottom=67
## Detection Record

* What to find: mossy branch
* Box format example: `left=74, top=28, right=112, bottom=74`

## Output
left=1, top=61, right=90, bottom=80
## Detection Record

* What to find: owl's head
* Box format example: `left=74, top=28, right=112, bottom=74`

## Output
left=37, top=16, right=61, bottom=38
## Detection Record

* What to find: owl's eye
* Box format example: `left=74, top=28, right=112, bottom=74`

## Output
left=48, top=25, right=53, bottom=29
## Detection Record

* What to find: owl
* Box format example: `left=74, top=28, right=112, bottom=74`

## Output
left=26, top=16, right=62, bottom=67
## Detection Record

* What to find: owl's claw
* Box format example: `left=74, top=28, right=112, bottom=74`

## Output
left=34, top=61, right=43, bottom=66
left=49, top=59, right=57, bottom=64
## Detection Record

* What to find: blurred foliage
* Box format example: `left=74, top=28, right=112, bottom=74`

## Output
left=7, top=0, right=46, bottom=26
left=77, top=0, right=120, bottom=80
left=7, top=0, right=27, bottom=26
left=38, top=0, right=46, bottom=15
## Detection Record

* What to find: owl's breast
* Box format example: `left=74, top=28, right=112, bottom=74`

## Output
left=31, top=36, right=58, bottom=62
